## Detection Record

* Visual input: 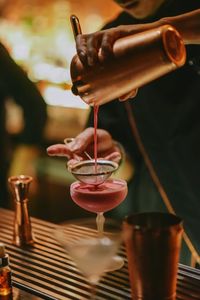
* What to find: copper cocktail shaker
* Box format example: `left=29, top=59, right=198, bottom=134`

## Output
left=71, top=25, right=186, bottom=105
left=123, top=212, right=183, bottom=300
left=8, top=175, right=34, bottom=247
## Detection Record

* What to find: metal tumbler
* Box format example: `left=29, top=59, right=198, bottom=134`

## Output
left=71, top=25, right=186, bottom=105
left=123, top=212, right=183, bottom=300
left=8, top=175, right=34, bottom=247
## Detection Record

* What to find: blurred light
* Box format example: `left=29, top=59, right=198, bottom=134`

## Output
left=12, top=44, right=30, bottom=61
left=43, top=86, right=89, bottom=109
left=85, top=14, right=104, bottom=33
left=30, top=63, right=69, bottom=84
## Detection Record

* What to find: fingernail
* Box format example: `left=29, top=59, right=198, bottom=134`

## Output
left=82, top=94, right=96, bottom=105
left=46, top=147, right=54, bottom=154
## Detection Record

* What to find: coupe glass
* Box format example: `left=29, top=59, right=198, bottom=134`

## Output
left=54, top=218, right=122, bottom=299
left=70, top=178, right=128, bottom=271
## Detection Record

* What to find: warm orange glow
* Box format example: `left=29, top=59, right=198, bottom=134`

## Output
left=0, top=1, right=121, bottom=108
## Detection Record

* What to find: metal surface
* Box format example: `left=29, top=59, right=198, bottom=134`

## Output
left=0, top=209, right=199, bottom=300
left=64, top=137, right=119, bottom=185
left=12, top=287, right=43, bottom=300
left=8, top=176, right=34, bottom=247
left=124, top=212, right=183, bottom=300
left=71, top=25, right=186, bottom=105
left=69, top=159, right=119, bottom=185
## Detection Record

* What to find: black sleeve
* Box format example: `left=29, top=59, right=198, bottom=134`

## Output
left=186, top=45, right=200, bottom=75
left=0, top=43, right=47, bottom=145
left=102, top=12, right=136, bottom=30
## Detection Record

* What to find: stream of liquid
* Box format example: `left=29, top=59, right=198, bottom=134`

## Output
left=93, top=104, right=105, bottom=234
left=93, top=104, right=99, bottom=172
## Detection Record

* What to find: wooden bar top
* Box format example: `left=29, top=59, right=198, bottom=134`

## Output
left=0, top=208, right=199, bottom=300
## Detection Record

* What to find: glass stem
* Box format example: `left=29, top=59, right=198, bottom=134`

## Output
left=96, top=212, right=105, bottom=236
left=90, top=283, right=97, bottom=300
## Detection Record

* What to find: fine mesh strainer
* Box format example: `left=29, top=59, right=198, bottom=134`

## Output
left=64, top=137, right=119, bottom=185
left=68, top=159, right=118, bottom=186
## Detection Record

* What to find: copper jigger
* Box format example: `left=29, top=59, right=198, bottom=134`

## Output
left=71, top=25, right=186, bottom=105
left=123, top=212, right=183, bottom=300
left=8, top=175, right=34, bottom=247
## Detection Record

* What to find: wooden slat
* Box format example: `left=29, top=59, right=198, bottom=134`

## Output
left=0, top=208, right=200, bottom=300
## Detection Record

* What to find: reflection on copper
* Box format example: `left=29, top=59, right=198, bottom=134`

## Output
left=123, top=212, right=183, bottom=300
left=71, top=25, right=186, bottom=105
left=162, top=26, right=186, bottom=66
left=8, top=175, right=34, bottom=247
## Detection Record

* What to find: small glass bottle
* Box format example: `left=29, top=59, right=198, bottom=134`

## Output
left=0, top=243, right=12, bottom=296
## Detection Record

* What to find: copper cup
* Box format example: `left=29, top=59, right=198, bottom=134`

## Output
left=8, top=175, right=34, bottom=247
left=123, top=212, right=183, bottom=300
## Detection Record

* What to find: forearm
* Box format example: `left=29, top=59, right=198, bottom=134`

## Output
left=117, top=9, right=200, bottom=45
left=160, top=9, right=200, bottom=45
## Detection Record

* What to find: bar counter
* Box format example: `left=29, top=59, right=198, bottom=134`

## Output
left=0, top=208, right=200, bottom=300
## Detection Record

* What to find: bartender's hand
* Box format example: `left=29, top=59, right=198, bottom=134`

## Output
left=71, top=23, right=161, bottom=103
left=47, top=127, right=122, bottom=169
left=75, top=9, right=200, bottom=66
left=75, top=23, right=159, bottom=67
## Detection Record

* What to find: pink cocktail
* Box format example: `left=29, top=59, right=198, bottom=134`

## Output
left=70, top=179, right=128, bottom=213
left=70, top=178, right=128, bottom=271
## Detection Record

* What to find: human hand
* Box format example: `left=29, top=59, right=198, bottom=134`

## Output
left=75, top=26, right=126, bottom=67
left=47, top=127, right=122, bottom=169
left=71, top=53, right=138, bottom=103
left=75, top=22, right=162, bottom=67
left=71, top=22, right=163, bottom=104
left=118, top=89, right=138, bottom=101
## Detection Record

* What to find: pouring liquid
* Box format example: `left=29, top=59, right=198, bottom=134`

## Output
left=93, top=104, right=104, bottom=233
left=93, top=104, right=99, bottom=173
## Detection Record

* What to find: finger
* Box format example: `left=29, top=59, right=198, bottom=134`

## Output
left=67, top=128, right=115, bottom=157
left=119, top=89, right=138, bottom=101
left=97, top=135, right=114, bottom=153
left=67, top=158, right=83, bottom=170
left=87, top=32, right=102, bottom=66
left=105, top=151, right=121, bottom=164
left=76, top=34, right=88, bottom=65
left=100, top=31, right=116, bottom=60
left=68, top=127, right=94, bottom=153
left=47, top=144, right=72, bottom=158
left=83, top=128, right=114, bottom=153
left=86, top=88, right=138, bottom=105
left=71, top=84, right=79, bottom=95
left=85, top=96, right=107, bottom=106
left=82, top=93, right=96, bottom=104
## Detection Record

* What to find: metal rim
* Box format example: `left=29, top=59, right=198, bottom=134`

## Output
left=69, top=159, right=118, bottom=176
